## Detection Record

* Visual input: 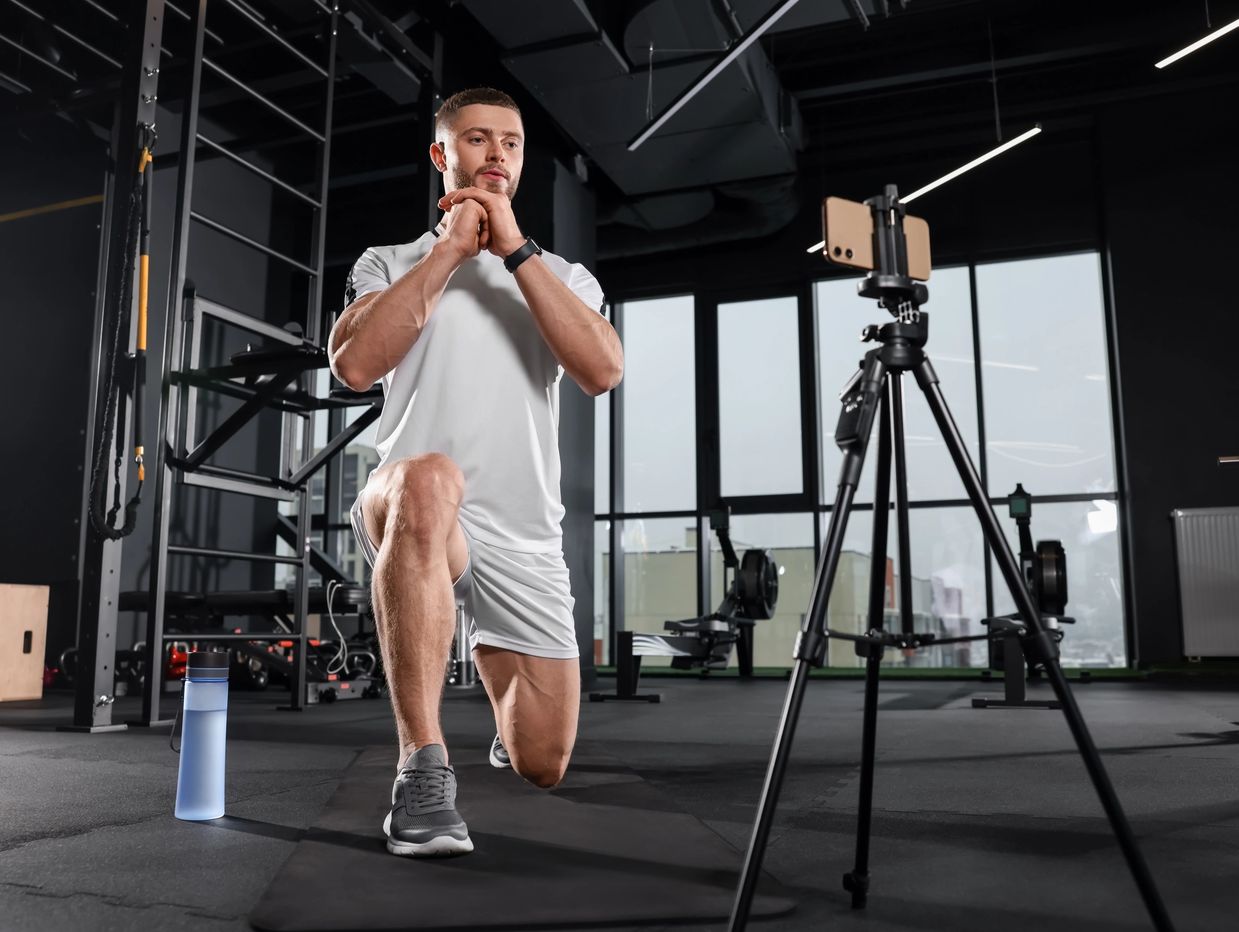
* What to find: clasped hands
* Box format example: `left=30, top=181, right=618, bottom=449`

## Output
left=437, top=187, right=526, bottom=264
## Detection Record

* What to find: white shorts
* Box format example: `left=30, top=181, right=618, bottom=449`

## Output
left=349, top=490, right=579, bottom=660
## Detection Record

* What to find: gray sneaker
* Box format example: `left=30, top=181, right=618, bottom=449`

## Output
left=382, top=744, right=473, bottom=857
left=488, top=734, right=511, bottom=769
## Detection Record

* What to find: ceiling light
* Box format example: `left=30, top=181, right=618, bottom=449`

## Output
left=902, top=125, right=1041, bottom=203
left=805, top=125, right=1042, bottom=253
left=1155, top=17, right=1239, bottom=69
left=628, top=0, right=803, bottom=151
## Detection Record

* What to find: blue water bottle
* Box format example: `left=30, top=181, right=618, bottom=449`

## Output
left=174, top=650, right=229, bottom=820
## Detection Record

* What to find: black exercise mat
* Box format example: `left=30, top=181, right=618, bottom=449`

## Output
left=249, top=742, right=795, bottom=931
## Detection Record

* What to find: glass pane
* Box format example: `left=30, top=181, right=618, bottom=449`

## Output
left=718, top=297, right=802, bottom=497
left=990, top=499, right=1126, bottom=668
left=818, top=509, right=876, bottom=668
left=336, top=527, right=369, bottom=588
left=621, top=297, right=696, bottom=512
left=619, top=517, right=699, bottom=668
left=977, top=253, right=1116, bottom=495
left=343, top=402, right=380, bottom=510
left=819, top=506, right=987, bottom=668
left=708, top=513, right=815, bottom=668
left=900, top=507, right=988, bottom=668
left=816, top=267, right=980, bottom=504
left=595, top=392, right=610, bottom=515
left=595, top=521, right=610, bottom=664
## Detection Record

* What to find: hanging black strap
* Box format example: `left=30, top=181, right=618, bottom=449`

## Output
left=89, top=125, right=155, bottom=540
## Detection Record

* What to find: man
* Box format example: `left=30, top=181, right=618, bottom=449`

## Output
left=327, top=87, right=622, bottom=857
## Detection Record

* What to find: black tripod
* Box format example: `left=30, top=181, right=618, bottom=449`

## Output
left=728, top=187, right=1173, bottom=931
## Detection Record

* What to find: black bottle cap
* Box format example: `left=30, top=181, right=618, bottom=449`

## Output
left=187, top=650, right=229, bottom=674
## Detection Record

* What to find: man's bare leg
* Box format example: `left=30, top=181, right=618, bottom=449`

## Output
left=362, top=453, right=470, bottom=768
left=473, top=646, right=580, bottom=788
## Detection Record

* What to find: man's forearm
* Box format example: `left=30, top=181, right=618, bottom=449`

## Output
left=329, top=242, right=461, bottom=390
left=513, top=256, right=623, bottom=396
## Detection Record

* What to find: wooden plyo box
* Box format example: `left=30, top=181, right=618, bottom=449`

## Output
left=0, top=583, right=49, bottom=702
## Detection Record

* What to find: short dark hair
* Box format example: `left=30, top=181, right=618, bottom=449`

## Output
left=434, top=87, right=521, bottom=142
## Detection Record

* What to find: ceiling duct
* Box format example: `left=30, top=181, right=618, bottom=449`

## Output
left=596, top=173, right=800, bottom=259
left=458, top=0, right=827, bottom=255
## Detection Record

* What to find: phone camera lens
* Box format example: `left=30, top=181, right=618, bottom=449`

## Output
left=845, top=248, right=854, bottom=259
left=833, top=247, right=842, bottom=257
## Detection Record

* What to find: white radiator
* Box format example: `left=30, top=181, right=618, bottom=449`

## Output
left=1172, top=507, right=1239, bottom=657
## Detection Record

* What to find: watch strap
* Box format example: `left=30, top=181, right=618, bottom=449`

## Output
left=504, top=237, right=542, bottom=273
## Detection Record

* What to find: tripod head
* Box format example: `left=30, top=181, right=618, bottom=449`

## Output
left=821, top=185, right=931, bottom=323
left=857, top=186, right=930, bottom=316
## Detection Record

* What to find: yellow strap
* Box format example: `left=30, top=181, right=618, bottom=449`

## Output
left=138, top=255, right=149, bottom=351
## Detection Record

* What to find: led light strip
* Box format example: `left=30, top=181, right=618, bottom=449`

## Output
left=1156, top=16, right=1239, bottom=68
left=805, top=125, right=1042, bottom=254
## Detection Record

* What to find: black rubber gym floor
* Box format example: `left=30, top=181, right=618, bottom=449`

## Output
left=249, top=743, right=793, bottom=930
left=2, top=675, right=1238, bottom=930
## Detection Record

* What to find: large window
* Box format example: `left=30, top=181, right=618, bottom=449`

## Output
left=595, top=250, right=1126, bottom=670
left=709, top=513, right=815, bottom=666
left=614, top=517, right=699, bottom=668
left=977, top=254, right=1116, bottom=496
left=989, top=493, right=1125, bottom=666
left=594, top=296, right=698, bottom=665
left=816, top=267, right=980, bottom=504
left=718, top=296, right=803, bottom=497
left=620, top=296, right=696, bottom=512
left=978, top=253, right=1123, bottom=665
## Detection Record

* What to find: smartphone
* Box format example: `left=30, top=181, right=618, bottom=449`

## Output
left=821, top=196, right=931, bottom=281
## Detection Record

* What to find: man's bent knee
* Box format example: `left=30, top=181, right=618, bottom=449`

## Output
left=510, top=747, right=571, bottom=789
left=392, top=454, right=463, bottom=504
left=386, top=455, right=464, bottom=532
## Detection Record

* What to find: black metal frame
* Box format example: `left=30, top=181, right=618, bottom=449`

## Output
left=135, top=0, right=346, bottom=725
left=21, top=0, right=442, bottom=727
left=64, top=0, right=166, bottom=734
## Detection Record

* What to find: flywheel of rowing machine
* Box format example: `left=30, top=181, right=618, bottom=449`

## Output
left=1033, top=539, right=1068, bottom=616
left=736, top=549, right=779, bottom=619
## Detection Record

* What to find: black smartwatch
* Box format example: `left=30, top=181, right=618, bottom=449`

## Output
left=503, top=237, right=543, bottom=273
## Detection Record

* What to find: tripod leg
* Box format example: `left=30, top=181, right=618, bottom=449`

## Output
left=844, top=376, right=894, bottom=908
left=868, top=382, right=894, bottom=634
left=731, top=353, right=887, bottom=932
left=889, top=372, right=915, bottom=637
left=913, top=357, right=1175, bottom=932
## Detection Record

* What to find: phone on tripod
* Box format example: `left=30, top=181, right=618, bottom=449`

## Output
left=821, top=196, right=932, bottom=282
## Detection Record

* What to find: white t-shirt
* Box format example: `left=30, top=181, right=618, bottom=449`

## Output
left=344, top=232, right=605, bottom=554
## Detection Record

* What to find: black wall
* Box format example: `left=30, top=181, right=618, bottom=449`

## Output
left=0, top=118, right=107, bottom=662
left=0, top=105, right=292, bottom=665
left=598, top=81, right=1239, bottom=666
left=1100, top=89, right=1239, bottom=663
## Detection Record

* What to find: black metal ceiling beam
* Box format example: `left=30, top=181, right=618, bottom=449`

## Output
left=792, top=41, right=1141, bottom=102
left=0, top=28, right=79, bottom=80
left=344, top=0, right=435, bottom=79
left=843, top=0, right=869, bottom=31
left=4, top=0, right=122, bottom=68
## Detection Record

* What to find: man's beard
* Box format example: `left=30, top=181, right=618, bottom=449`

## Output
left=452, top=165, right=518, bottom=200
